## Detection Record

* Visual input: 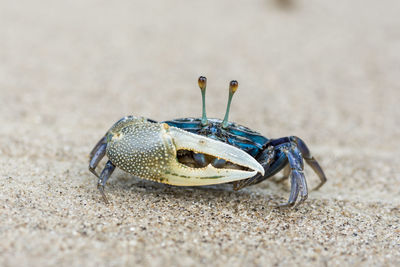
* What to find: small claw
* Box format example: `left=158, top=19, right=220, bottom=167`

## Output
left=105, top=118, right=264, bottom=186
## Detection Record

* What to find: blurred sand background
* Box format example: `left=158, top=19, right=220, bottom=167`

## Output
left=0, top=0, right=399, bottom=266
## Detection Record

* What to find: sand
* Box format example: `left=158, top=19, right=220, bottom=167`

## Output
left=0, top=0, right=399, bottom=266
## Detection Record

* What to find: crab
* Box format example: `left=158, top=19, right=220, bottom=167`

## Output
left=89, top=76, right=326, bottom=207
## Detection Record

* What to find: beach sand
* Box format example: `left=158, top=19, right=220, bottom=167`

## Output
left=0, top=0, right=399, bottom=266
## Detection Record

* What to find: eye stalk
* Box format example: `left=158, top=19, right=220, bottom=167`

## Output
left=222, top=80, right=238, bottom=128
left=198, top=76, right=208, bottom=126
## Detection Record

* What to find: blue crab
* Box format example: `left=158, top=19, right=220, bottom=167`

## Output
left=89, top=77, right=326, bottom=207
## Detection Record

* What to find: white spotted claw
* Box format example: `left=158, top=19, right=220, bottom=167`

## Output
left=105, top=116, right=264, bottom=186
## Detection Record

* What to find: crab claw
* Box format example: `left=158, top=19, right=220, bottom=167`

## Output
left=106, top=117, right=264, bottom=186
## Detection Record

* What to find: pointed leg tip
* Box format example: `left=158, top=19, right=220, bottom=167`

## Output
left=274, top=199, right=308, bottom=209
left=275, top=201, right=296, bottom=209
left=97, top=184, right=109, bottom=204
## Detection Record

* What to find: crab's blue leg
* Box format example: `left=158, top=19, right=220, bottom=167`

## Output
left=266, top=137, right=327, bottom=190
left=89, top=135, right=107, bottom=178
left=97, top=160, right=116, bottom=203
left=89, top=135, right=115, bottom=203
left=281, top=145, right=308, bottom=207
left=292, top=136, right=327, bottom=190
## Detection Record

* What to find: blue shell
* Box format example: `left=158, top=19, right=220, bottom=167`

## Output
left=163, top=118, right=269, bottom=157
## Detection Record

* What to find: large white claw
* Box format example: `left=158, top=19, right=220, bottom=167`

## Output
left=106, top=118, right=264, bottom=186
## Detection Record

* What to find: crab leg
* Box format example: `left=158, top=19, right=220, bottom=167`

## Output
left=89, top=135, right=107, bottom=178
left=280, top=146, right=308, bottom=207
left=292, top=136, right=327, bottom=190
left=270, top=137, right=327, bottom=190
left=97, top=160, right=116, bottom=203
